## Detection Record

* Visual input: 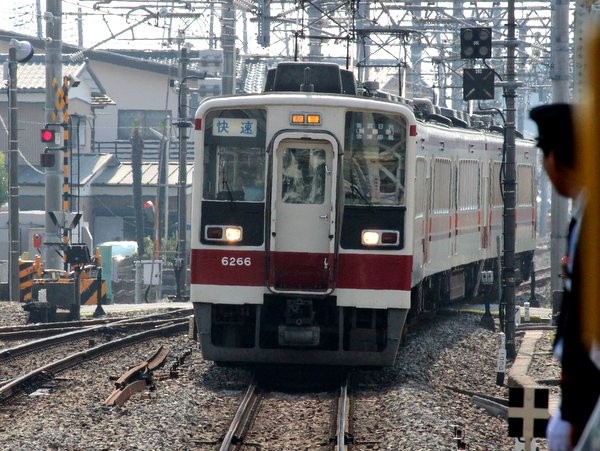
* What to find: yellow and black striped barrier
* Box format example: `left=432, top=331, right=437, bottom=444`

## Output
left=31, top=275, right=107, bottom=306
left=19, top=259, right=35, bottom=303
left=80, top=278, right=107, bottom=305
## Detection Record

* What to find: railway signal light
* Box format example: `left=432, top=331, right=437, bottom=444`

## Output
left=32, top=233, right=42, bottom=249
left=40, top=128, right=55, bottom=142
left=40, top=125, right=64, bottom=147
left=460, top=27, right=492, bottom=59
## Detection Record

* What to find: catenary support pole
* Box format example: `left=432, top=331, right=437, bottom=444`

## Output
left=8, top=46, right=20, bottom=303
left=176, top=44, right=189, bottom=300
left=44, top=0, right=64, bottom=271
left=503, top=0, right=518, bottom=359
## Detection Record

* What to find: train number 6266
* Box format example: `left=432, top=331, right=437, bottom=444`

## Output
left=221, top=256, right=252, bottom=267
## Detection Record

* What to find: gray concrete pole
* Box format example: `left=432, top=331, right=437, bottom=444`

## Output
left=220, top=0, right=236, bottom=95
left=503, top=0, right=518, bottom=359
left=307, top=1, right=323, bottom=62
left=451, top=0, right=464, bottom=110
left=549, top=0, right=571, bottom=293
left=356, top=1, right=371, bottom=83
left=44, top=0, right=64, bottom=271
left=8, top=47, right=20, bottom=303
left=176, top=45, right=189, bottom=299
left=36, top=0, right=43, bottom=39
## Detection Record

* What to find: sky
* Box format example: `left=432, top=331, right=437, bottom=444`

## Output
left=0, top=1, right=243, bottom=52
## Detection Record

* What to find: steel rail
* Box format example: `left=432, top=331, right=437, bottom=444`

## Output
left=336, top=376, right=351, bottom=451
left=0, top=320, right=187, bottom=402
left=0, top=310, right=192, bottom=359
left=219, top=380, right=260, bottom=451
left=0, top=317, right=128, bottom=333
left=105, top=345, right=171, bottom=406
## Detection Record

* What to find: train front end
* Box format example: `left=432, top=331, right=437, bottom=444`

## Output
left=190, top=93, right=414, bottom=366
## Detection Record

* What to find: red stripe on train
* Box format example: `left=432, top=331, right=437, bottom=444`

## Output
left=336, top=253, right=412, bottom=290
left=191, top=249, right=265, bottom=286
left=190, top=249, right=412, bottom=290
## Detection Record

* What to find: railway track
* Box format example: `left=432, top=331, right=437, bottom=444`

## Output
left=0, top=310, right=192, bottom=403
left=516, top=264, right=551, bottom=298
left=0, top=308, right=192, bottom=342
left=216, top=370, right=353, bottom=450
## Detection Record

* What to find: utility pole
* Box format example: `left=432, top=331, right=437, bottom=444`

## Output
left=44, top=0, right=64, bottom=271
left=451, top=0, right=464, bottom=110
left=175, top=44, right=189, bottom=300
left=7, top=39, right=34, bottom=303
left=502, top=0, right=518, bottom=359
left=307, top=2, right=324, bottom=61
left=8, top=46, right=19, bottom=303
left=356, top=1, right=371, bottom=83
left=36, top=0, right=43, bottom=39
left=221, top=0, right=236, bottom=95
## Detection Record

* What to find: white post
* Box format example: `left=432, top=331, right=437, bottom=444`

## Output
left=135, top=260, right=143, bottom=304
left=524, top=301, right=530, bottom=322
left=497, top=332, right=506, bottom=385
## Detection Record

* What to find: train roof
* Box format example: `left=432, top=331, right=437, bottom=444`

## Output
left=262, top=62, right=529, bottom=139
left=199, top=61, right=531, bottom=140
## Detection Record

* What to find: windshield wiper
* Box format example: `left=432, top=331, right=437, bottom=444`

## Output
left=222, top=179, right=235, bottom=202
left=350, top=184, right=372, bottom=206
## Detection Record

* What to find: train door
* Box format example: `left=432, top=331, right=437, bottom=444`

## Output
left=480, top=161, right=488, bottom=249
left=268, top=137, right=337, bottom=292
left=452, top=161, right=458, bottom=257
left=415, top=157, right=429, bottom=265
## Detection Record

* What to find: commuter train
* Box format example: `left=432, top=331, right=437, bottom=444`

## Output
left=190, top=62, right=537, bottom=366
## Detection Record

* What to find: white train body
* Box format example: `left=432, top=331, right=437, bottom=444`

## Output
left=190, top=62, right=536, bottom=366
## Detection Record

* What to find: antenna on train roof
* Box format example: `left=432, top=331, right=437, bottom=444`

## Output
left=300, top=67, right=314, bottom=92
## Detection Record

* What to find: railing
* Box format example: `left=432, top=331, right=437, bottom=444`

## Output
left=93, top=140, right=194, bottom=162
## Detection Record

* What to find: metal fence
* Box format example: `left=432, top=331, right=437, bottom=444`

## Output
left=93, top=140, right=194, bottom=162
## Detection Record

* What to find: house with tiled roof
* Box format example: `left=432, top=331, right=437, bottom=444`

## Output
left=0, top=30, right=269, bottom=257
left=0, top=55, right=112, bottom=167
left=0, top=30, right=201, bottom=251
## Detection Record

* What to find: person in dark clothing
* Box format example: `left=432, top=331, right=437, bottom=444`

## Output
left=530, top=103, right=600, bottom=450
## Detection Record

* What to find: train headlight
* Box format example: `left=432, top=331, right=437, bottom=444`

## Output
left=361, top=230, right=400, bottom=246
left=361, top=231, right=380, bottom=246
left=225, top=226, right=243, bottom=242
left=205, top=225, right=243, bottom=242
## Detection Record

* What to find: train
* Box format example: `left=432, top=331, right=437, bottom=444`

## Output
left=189, top=61, right=537, bottom=366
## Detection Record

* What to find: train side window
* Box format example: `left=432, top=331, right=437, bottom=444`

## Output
left=432, top=158, right=452, bottom=214
left=517, top=164, right=534, bottom=207
left=457, top=159, right=480, bottom=211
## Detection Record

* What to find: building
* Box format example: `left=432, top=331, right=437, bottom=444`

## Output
left=0, top=31, right=212, bottom=255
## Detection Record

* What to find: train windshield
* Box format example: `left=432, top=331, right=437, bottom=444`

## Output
left=202, top=109, right=267, bottom=201
left=343, top=111, right=407, bottom=206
